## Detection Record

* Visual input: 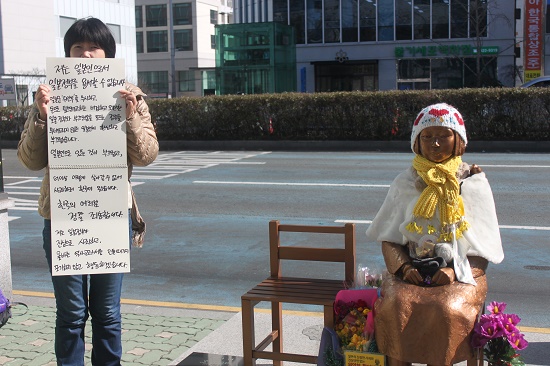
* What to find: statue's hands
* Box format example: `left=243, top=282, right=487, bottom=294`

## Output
left=470, top=164, right=482, bottom=176
left=432, top=267, right=456, bottom=285
left=401, top=263, right=423, bottom=285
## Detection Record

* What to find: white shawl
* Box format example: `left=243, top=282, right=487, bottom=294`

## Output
left=366, top=167, right=504, bottom=284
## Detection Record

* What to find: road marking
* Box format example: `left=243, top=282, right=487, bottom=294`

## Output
left=336, top=219, right=373, bottom=224
left=12, top=290, right=550, bottom=328
left=499, top=225, right=550, bottom=230
left=5, top=151, right=269, bottom=214
left=336, top=219, right=550, bottom=231
left=194, top=181, right=390, bottom=188
left=12, top=289, right=321, bottom=317
left=481, top=164, right=550, bottom=168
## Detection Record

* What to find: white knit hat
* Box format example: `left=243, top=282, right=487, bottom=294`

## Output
left=410, top=103, right=467, bottom=151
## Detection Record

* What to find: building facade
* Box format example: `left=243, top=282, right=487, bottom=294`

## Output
left=135, top=0, right=233, bottom=97
left=233, top=0, right=548, bottom=92
left=0, top=0, right=137, bottom=106
left=215, top=22, right=296, bottom=94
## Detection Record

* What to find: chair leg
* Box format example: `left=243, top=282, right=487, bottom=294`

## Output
left=272, top=301, right=283, bottom=366
left=242, top=299, right=256, bottom=366
left=323, top=304, right=334, bottom=328
left=466, top=347, right=483, bottom=366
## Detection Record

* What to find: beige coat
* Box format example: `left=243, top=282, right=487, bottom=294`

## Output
left=18, top=83, right=159, bottom=244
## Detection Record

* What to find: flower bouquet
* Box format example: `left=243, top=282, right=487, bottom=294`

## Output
left=319, top=267, right=384, bottom=366
left=334, top=297, right=376, bottom=352
left=471, top=301, right=529, bottom=366
left=355, top=265, right=383, bottom=289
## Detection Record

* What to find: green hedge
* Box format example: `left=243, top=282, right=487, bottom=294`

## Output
left=3, top=88, right=550, bottom=141
left=0, top=106, right=28, bottom=140
left=149, top=88, right=550, bottom=141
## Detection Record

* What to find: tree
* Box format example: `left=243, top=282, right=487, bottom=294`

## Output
left=7, top=68, right=46, bottom=106
left=466, top=0, right=515, bottom=87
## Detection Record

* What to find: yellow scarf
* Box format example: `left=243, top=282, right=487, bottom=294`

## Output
left=406, top=155, right=469, bottom=242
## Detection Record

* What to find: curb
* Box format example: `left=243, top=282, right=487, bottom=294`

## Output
left=3, top=139, right=550, bottom=153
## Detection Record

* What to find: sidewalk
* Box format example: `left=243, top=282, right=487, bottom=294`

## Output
left=1, top=294, right=549, bottom=366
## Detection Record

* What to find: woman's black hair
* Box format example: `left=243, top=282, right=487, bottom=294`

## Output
left=64, top=17, right=116, bottom=58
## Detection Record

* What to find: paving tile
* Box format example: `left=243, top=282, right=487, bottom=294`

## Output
left=0, top=356, right=15, bottom=365
left=2, top=301, right=231, bottom=365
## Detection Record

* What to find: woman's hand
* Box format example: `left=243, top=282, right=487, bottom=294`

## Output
left=119, top=89, right=137, bottom=120
left=432, top=267, right=456, bottom=285
left=35, top=84, right=51, bottom=121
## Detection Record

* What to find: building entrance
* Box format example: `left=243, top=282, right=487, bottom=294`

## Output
left=314, top=61, right=378, bottom=92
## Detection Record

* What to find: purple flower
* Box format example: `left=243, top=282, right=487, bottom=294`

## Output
left=507, top=331, right=529, bottom=351
left=487, top=301, right=507, bottom=315
left=502, top=313, right=521, bottom=327
left=472, top=301, right=528, bottom=365
left=475, top=315, right=505, bottom=340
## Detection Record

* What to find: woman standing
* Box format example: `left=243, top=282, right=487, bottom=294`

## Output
left=17, top=17, right=158, bottom=366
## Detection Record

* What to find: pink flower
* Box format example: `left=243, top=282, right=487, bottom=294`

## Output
left=503, top=313, right=521, bottom=327
left=487, top=301, right=507, bottom=315
left=475, top=314, right=505, bottom=340
left=472, top=301, right=528, bottom=365
left=507, top=331, right=529, bottom=350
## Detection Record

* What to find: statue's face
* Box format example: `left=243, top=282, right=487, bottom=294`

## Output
left=419, top=126, right=455, bottom=163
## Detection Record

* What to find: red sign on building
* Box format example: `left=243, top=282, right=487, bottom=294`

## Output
left=524, top=0, right=545, bottom=81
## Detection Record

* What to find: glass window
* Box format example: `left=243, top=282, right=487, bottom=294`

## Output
left=464, top=56, right=498, bottom=86
left=342, top=0, right=358, bottom=42
left=136, top=32, right=144, bottom=53
left=469, top=0, right=487, bottom=37
left=273, top=0, right=288, bottom=23
left=359, top=0, right=376, bottom=41
left=107, top=23, right=121, bottom=44
left=451, top=0, right=468, bottom=38
left=60, top=16, right=76, bottom=38
left=431, top=58, right=463, bottom=88
left=173, top=3, right=192, bottom=25
left=135, top=6, right=143, bottom=28
left=397, top=59, right=430, bottom=79
left=211, top=10, right=218, bottom=24
left=378, top=0, right=394, bottom=41
left=324, top=0, right=340, bottom=43
left=315, top=63, right=378, bottom=92
left=414, top=0, right=430, bottom=39
left=178, top=70, right=196, bottom=91
left=203, top=70, right=216, bottom=90
left=307, top=0, right=323, bottom=43
left=146, top=5, right=167, bottom=27
left=174, top=29, right=193, bottom=51
left=432, top=0, right=449, bottom=39
left=211, top=34, right=216, bottom=49
left=138, top=71, right=169, bottom=94
left=290, top=1, right=305, bottom=44
left=147, top=30, right=168, bottom=52
left=395, top=0, right=412, bottom=40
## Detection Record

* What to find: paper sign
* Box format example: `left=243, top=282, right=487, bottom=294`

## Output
left=344, top=351, right=386, bottom=366
left=46, top=57, right=130, bottom=276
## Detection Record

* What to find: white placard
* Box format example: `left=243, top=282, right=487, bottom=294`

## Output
left=46, top=57, right=130, bottom=276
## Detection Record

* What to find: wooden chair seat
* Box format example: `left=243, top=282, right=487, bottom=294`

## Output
left=241, top=220, right=356, bottom=366
left=244, top=277, right=347, bottom=305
